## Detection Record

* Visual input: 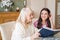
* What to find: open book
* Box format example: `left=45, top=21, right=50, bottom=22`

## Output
left=39, top=27, right=60, bottom=37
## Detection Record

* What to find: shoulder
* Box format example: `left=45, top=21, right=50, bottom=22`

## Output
left=33, top=20, right=38, bottom=27
left=15, top=22, right=22, bottom=27
left=15, top=22, right=23, bottom=31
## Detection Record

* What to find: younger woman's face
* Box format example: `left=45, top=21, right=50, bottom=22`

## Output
left=26, top=13, right=34, bottom=23
left=41, top=10, right=49, bottom=21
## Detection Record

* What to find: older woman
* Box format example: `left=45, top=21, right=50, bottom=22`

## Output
left=11, top=7, right=40, bottom=40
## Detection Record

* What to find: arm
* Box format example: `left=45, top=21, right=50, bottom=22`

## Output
left=11, top=22, right=32, bottom=40
left=50, top=20, right=55, bottom=29
left=50, top=20, right=56, bottom=29
left=49, top=15, right=55, bottom=29
left=34, top=20, right=38, bottom=27
left=11, top=22, right=40, bottom=40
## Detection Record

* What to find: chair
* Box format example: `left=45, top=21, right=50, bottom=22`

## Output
left=0, top=21, right=15, bottom=40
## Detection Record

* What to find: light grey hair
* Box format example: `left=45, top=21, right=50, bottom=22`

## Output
left=16, top=7, right=33, bottom=23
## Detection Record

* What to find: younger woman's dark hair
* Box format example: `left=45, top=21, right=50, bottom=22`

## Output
left=37, top=8, right=51, bottom=29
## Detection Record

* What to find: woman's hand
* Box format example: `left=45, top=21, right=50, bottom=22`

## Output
left=31, top=32, right=40, bottom=40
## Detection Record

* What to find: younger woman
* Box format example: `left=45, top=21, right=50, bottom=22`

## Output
left=34, top=8, right=55, bottom=29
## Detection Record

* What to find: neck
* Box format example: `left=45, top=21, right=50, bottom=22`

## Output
left=42, top=20, right=46, bottom=25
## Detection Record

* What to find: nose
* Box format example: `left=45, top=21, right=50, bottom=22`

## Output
left=42, top=14, right=46, bottom=17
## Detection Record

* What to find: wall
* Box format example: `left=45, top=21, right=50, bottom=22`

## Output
left=27, top=0, right=45, bottom=18
left=57, top=2, right=60, bottom=15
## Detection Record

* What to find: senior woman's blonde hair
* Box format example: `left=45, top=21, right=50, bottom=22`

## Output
left=16, top=7, right=33, bottom=24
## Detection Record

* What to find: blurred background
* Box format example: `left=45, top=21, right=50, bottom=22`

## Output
left=0, top=0, right=60, bottom=40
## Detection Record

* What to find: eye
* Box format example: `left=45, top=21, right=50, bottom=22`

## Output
left=41, top=13, right=43, bottom=15
left=45, top=13, right=48, bottom=15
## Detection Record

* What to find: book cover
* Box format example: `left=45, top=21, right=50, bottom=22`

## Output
left=39, top=27, right=60, bottom=37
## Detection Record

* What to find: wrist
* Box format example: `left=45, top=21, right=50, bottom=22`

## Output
left=49, top=18, right=53, bottom=23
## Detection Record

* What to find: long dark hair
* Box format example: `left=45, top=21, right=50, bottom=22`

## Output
left=37, top=8, right=51, bottom=29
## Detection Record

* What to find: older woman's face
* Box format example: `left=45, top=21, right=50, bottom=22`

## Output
left=26, top=13, right=34, bottom=23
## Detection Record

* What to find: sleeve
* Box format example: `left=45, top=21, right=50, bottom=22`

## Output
left=34, top=26, right=39, bottom=33
left=11, top=22, right=31, bottom=40
left=33, top=20, right=38, bottom=27
left=32, top=22, right=39, bottom=33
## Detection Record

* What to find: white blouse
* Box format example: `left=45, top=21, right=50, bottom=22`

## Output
left=11, top=22, right=38, bottom=40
